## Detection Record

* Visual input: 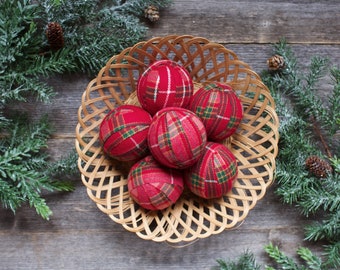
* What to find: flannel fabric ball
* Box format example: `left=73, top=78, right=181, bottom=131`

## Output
left=99, top=105, right=152, bottom=162
left=148, top=107, right=207, bottom=169
left=137, top=59, right=193, bottom=115
left=127, top=155, right=184, bottom=210
left=189, top=82, right=243, bottom=141
left=185, top=142, right=238, bottom=199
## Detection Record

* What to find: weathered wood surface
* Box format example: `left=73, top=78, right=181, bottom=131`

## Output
left=147, top=0, right=340, bottom=44
left=1, top=1, right=339, bottom=269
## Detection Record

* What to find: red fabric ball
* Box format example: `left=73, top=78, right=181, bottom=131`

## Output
left=127, top=155, right=184, bottom=210
left=185, top=142, right=238, bottom=199
left=148, top=107, right=207, bottom=169
left=99, top=105, right=152, bottom=162
left=189, top=82, right=243, bottom=141
left=137, top=59, right=194, bottom=115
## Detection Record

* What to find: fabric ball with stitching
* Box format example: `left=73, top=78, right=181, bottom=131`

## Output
left=127, top=155, right=184, bottom=211
left=189, top=82, right=243, bottom=141
left=148, top=107, right=207, bottom=169
left=99, top=105, right=152, bottom=162
left=185, top=142, right=238, bottom=199
left=137, top=59, right=193, bottom=115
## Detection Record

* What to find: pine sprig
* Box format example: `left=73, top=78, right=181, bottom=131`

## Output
left=304, top=210, right=340, bottom=242
left=265, top=243, right=305, bottom=270
left=323, top=242, right=340, bottom=269
left=38, top=0, right=172, bottom=75
left=0, top=115, right=74, bottom=219
left=325, top=68, right=340, bottom=136
left=214, top=244, right=336, bottom=270
left=261, top=39, right=340, bottom=268
left=0, top=0, right=76, bottom=105
left=264, top=243, right=331, bottom=270
left=214, top=250, right=261, bottom=270
left=297, top=247, right=323, bottom=270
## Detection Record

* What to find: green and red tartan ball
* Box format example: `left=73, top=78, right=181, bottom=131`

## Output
left=137, top=59, right=194, bottom=116
left=185, top=142, right=238, bottom=199
left=127, top=155, right=184, bottom=211
left=189, top=82, right=244, bottom=141
left=99, top=105, right=152, bottom=162
left=99, top=60, right=244, bottom=210
left=148, top=107, right=207, bottom=169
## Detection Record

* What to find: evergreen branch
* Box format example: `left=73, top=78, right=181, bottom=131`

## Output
left=19, top=178, right=52, bottom=219
left=297, top=247, right=322, bottom=270
left=298, top=176, right=340, bottom=216
left=324, top=67, right=340, bottom=136
left=37, top=0, right=172, bottom=75
left=24, top=48, right=77, bottom=77
left=0, top=115, right=74, bottom=219
left=0, top=179, right=22, bottom=212
left=213, top=250, right=261, bottom=270
left=311, top=116, right=333, bottom=159
left=304, top=211, right=340, bottom=242
left=323, top=242, right=340, bottom=269
left=47, top=149, right=78, bottom=178
left=261, top=38, right=340, bottom=268
left=214, top=244, right=338, bottom=270
left=264, top=243, right=305, bottom=270
left=329, top=156, right=340, bottom=174
left=0, top=73, right=55, bottom=103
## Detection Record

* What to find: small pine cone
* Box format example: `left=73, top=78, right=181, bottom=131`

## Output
left=46, top=22, right=64, bottom=51
left=145, top=5, right=160, bottom=22
left=305, top=155, right=333, bottom=178
left=267, top=54, right=285, bottom=71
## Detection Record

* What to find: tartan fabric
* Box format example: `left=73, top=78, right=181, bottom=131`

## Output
left=148, top=107, right=207, bottom=169
left=99, top=105, right=152, bottom=162
left=189, top=82, right=243, bottom=141
left=127, top=155, right=184, bottom=210
left=185, top=142, right=238, bottom=199
left=137, top=59, right=193, bottom=115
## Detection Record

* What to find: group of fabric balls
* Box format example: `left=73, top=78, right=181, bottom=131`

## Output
left=99, top=60, right=244, bottom=211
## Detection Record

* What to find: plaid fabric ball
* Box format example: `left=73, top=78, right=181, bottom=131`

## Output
left=99, top=105, right=152, bottom=162
left=137, top=59, right=194, bottom=115
left=185, top=142, right=238, bottom=199
left=189, top=82, right=243, bottom=141
left=127, top=155, right=184, bottom=210
left=148, top=107, right=207, bottom=169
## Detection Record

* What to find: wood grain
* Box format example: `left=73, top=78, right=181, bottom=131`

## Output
left=147, top=0, right=340, bottom=44
left=1, top=0, right=339, bottom=269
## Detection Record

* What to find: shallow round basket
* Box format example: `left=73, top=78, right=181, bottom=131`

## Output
left=75, top=35, right=279, bottom=243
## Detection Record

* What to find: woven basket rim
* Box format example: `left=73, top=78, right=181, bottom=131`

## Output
left=75, top=35, right=279, bottom=243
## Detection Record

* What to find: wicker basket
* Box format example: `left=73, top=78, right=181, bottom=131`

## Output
left=75, top=35, right=279, bottom=243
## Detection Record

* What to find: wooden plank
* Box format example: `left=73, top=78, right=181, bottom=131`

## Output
left=147, top=0, right=340, bottom=44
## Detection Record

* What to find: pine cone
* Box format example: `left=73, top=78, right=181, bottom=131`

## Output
left=46, top=22, right=64, bottom=51
left=267, top=54, right=285, bottom=71
left=145, top=5, right=160, bottom=22
left=305, top=155, right=333, bottom=178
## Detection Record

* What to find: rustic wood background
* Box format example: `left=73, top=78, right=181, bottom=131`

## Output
left=1, top=1, right=339, bottom=269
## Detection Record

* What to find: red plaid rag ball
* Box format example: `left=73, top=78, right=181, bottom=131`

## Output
left=99, top=105, right=152, bottom=162
left=137, top=59, right=194, bottom=115
left=185, top=142, right=238, bottom=199
left=127, top=155, right=184, bottom=211
left=148, top=107, right=207, bottom=169
left=189, top=82, right=243, bottom=141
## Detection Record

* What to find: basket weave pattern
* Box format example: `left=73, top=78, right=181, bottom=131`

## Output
left=75, top=35, right=279, bottom=243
